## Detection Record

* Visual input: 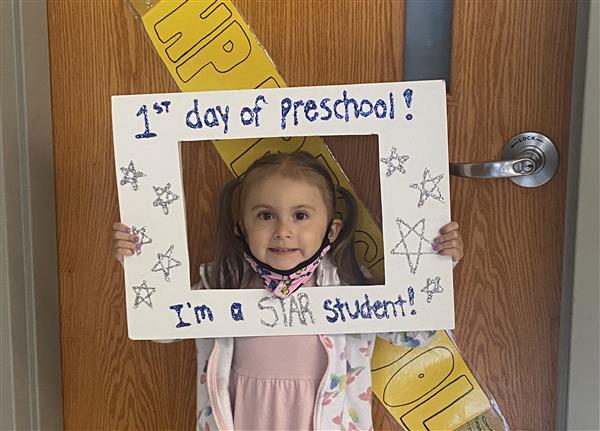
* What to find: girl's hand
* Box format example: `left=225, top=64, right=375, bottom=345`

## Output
left=112, top=222, right=139, bottom=263
left=433, top=221, right=464, bottom=264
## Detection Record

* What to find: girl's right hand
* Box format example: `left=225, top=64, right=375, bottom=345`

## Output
left=112, top=222, right=139, bottom=263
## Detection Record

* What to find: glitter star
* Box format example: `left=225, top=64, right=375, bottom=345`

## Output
left=409, top=167, right=445, bottom=208
left=421, top=276, right=444, bottom=303
left=152, top=183, right=179, bottom=215
left=380, top=147, right=409, bottom=177
left=151, top=244, right=181, bottom=282
left=132, top=280, right=156, bottom=309
left=391, top=218, right=436, bottom=274
left=131, top=226, right=152, bottom=255
left=119, top=160, right=146, bottom=191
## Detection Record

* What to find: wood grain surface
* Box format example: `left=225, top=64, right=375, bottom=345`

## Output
left=48, top=0, right=576, bottom=429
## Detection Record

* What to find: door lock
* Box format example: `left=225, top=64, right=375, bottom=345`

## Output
left=449, top=132, right=559, bottom=187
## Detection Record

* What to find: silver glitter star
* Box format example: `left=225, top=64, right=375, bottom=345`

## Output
left=132, top=280, right=156, bottom=309
left=120, top=160, right=146, bottom=191
left=421, top=276, right=444, bottom=303
left=151, top=244, right=181, bottom=282
left=152, top=183, right=179, bottom=215
left=409, top=167, right=445, bottom=208
left=380, top=147, right=409, bottom=177
left=391, top=218, right=436, bottom=274
left=131, top=226, right=153, bottom=255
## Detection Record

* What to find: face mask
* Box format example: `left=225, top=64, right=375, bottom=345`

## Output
left=237, top=221, right=333, bottom=298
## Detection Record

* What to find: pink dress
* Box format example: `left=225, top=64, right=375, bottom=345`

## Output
left=229, top=335, right=328, bottom=430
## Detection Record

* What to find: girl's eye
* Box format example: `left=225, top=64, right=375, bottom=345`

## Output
left=258, top=212, right=273, bottom=221
left=294, top=211, right=309, bottom=221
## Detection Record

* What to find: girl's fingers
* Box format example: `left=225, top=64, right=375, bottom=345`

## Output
left=114, top=247, right=134, bottom=257
left=435, top=221, right=463, bottom=263
left=114, top=239, right=138, bottom=251
left=434, top=230, right=462, bottom=244
left=438, top=247, right=464, bottom=262
left=439, top=221, right=459, bottom=234
left=438, top=248, right=464, bottom=262
left=114, top=230, right=139, bottom=243
left=434, top=238, right=463, bottom=251
left=112, top=222, right=131, bottom=234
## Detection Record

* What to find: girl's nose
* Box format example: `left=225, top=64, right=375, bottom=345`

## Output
left=273, top=220, right=293, bottom=239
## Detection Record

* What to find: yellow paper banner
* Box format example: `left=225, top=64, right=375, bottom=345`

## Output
left=371, top=332, right=493, bottom=430
left=128, top=1, right=504, bottom=428
left=130, top=0, right=385, bottom=278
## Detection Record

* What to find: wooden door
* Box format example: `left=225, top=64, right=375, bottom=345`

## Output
left=48, top=1, right=576, bottom=429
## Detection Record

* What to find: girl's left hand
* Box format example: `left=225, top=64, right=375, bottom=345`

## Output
left=433, top=221, right=464, bottom=264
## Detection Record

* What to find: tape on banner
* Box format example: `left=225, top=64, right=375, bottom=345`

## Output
left=126, top=1, right=499, bottom=428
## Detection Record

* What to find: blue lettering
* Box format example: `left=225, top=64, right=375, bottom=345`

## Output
left=280, top=97, right=292, bottom=129
left=252, top=95, right=267, bottom=126
left=216, top=105, right=229, bottom=134
left=204, top=108, right=219, bottom=128
left=345, top=299, right=361, bottom=320
left=193, top=304, right=214, bottom=323
left=231, top=302, right=244, bottom=321
left=320, top=98, right=332, bottom=120
left=360, top=99, right=374, bottom=117
left=323, top=299, right=339, bottom=323
left=293, top=100, right=304, bottom=126
left=360, top=294, right=372, bottom=319
left=342, top=90, right=359, bottom=122
left=304, top=99, right=319, bottom=122
left=373, top=300, right=386, bottom=319
left=323, top=292, right=413, bottom=324
left=185, top=99, right=203, bottom=129
left=169, top=303, right=192, bottom=328
left=333, top=98, right=345, bottom=119
left=395, top=294, right=407, bottom=316
left=240, top=106, right=254, bottom=126
left=383, top=299, right=398, bottom=317
left=374, top=99, right=387, bottom=118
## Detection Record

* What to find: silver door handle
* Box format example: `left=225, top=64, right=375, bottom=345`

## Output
left=449, top=132, right=559, bottom=187
left=450, top=156, right=537, bottom=178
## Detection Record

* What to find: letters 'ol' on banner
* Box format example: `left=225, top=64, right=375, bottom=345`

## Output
left=372, top=332, right=509, bottom=431
left=112, top=81, right=454, bottom=340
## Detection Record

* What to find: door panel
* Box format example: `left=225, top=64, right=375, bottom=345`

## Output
left=48, top=1, right=576, bottom=429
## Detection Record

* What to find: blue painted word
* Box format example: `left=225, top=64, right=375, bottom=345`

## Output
left=280, top=90, right=395, bottom=130
left=323, top=293, right=412, bottom=323
left=240, top=95, right=267, bottom=127
left=169, top=302, right=214, bottom=328
left=185, top=99, right=230, bottom=134
left=258, top=292, right=315, bottom=328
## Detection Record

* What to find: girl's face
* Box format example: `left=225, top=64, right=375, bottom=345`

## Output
left=241, top=173, right=342, bottom=271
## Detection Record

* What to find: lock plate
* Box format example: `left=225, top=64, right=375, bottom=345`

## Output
left=502, top=132, right=559, bottom=187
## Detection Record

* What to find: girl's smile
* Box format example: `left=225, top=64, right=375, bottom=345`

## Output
left=268, top=247, right=299, bottom=254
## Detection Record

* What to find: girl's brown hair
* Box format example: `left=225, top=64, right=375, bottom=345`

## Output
left=205, top=151, right=368, bottom=289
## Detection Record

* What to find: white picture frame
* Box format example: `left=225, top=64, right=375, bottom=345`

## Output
left=112, top=80, right=453, bottom=339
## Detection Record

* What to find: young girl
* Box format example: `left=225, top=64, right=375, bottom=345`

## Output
left=113, top=151, right=464, bottom=431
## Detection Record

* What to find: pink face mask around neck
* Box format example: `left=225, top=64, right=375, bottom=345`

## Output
left=237, top=221, right=333, bottom=298
left=243, top=244, right=331, bottom=298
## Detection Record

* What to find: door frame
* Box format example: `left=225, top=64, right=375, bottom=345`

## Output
left=0, top=1, right=594, bottom=429
left=1, top=1, right=62, bottom=429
